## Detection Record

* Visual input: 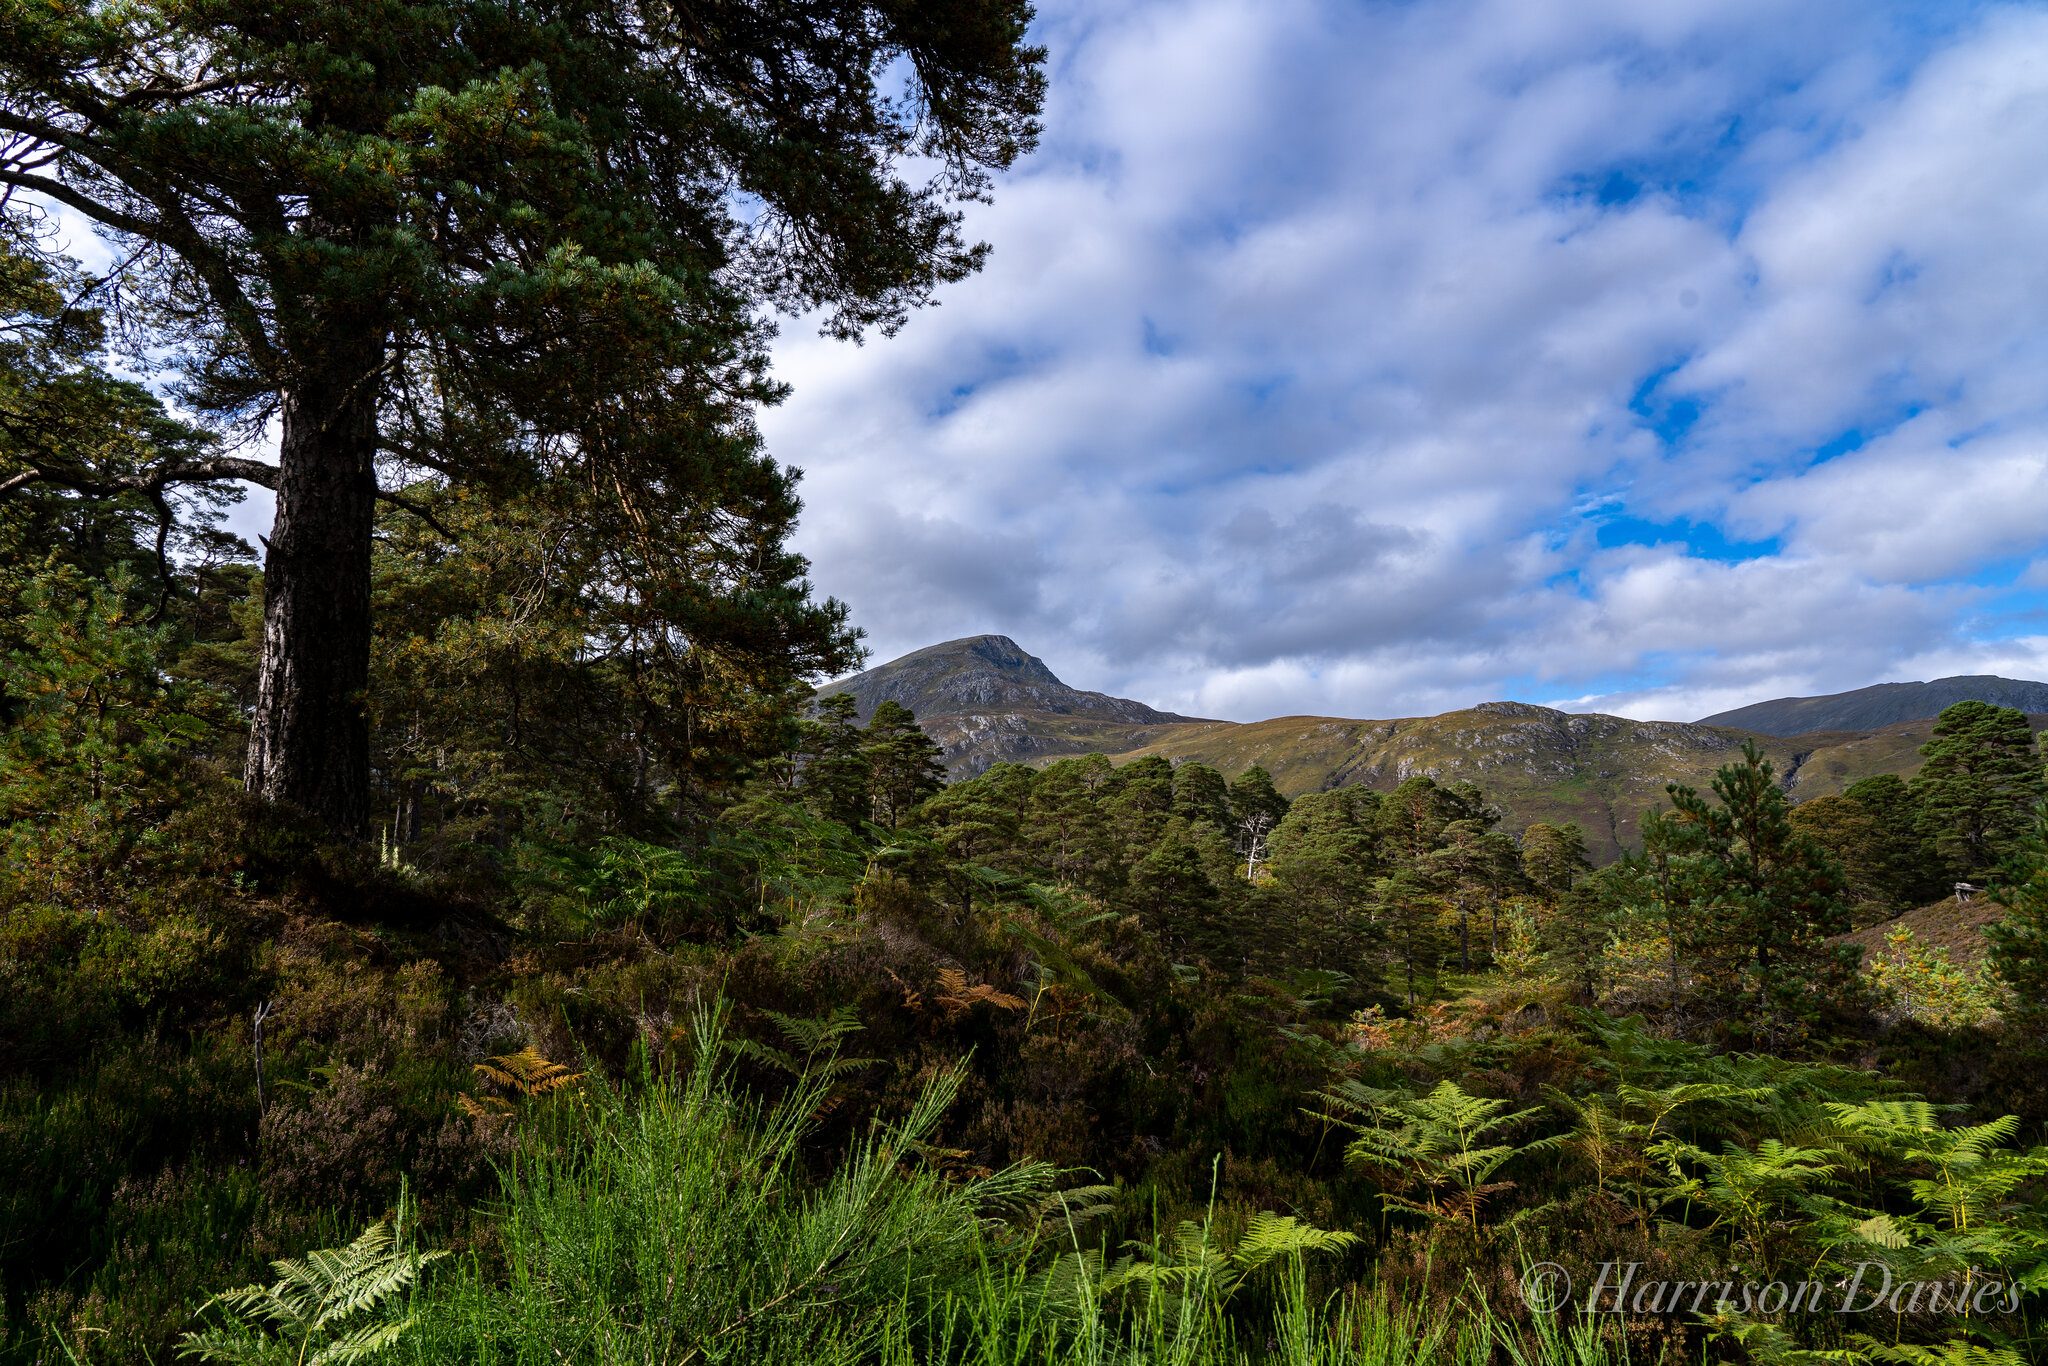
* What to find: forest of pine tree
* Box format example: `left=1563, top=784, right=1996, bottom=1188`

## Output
left=0, top=5, right=2045, bottom=1365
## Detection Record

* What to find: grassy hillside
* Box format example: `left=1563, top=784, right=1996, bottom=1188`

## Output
left=1051, top=710, right=2043, bottom=861
left=1842, top=893, right=2007, bottom=969
left=1095, top=703, right=1774, bottom=860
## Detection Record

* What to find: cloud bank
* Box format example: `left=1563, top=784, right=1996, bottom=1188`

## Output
left=768, top=0, right=2048, bottom=722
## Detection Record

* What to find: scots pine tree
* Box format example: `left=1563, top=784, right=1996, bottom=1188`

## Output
left=1128, top=816, right=1226, bottom=961
left=368, top=482, right=837, bottom=840
left=1638, top=805, right=1713, bottom=1010
left=1788, top=793, right=1924, bottom=923
left=1986, top=807, right=2048, bottom=1036
left=1374, top=775, right=1486, bottom=866
left=1228, top=765, right=1289, bottom=877
left=1425, top=816, right=1520, bottom=970
left=0, top=238, right=248, bottom=631
left=1025, top=755, right=1120, bottom=894
left=1105, top=754, right=1176, bottom=853
left=1171, top=761, right=1232, bottom=834
left=1520, top=822, right=1591, bottom=903
left=1840, top=774, right=1944, bottom=905
left=1374, top=868, right=1451, bottom=1008
left=914, top=773, right=1026, bottom=915
left=799, top=695, right=871, bottom=831
left=0, top=1, right=1044, bottom=829
left=861, top=702, right=945, bottom=829
left=1662, top=743, right=1857, bottom=1040
left=1542, top=877, right=1621, bottom=1002
left=1264, top=786, right=1381, bottom=975
left=1227, top=765, right=1289, bottom=827
left=0, top=568, right=223, bottom=907
left=1913, top=701, right=2045, bottom=876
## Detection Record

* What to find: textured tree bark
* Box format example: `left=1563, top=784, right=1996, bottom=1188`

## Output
left=243, top=340, right=383, bottom=832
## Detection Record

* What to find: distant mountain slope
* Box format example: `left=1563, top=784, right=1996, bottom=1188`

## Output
left=817, top=635, right=1203, bottom=771
left=1698, top=675, right=2048, bottom=736
left=1099, top=708, right=2048, bottom=861
left=823, top=638, right=2046, bottom=861
left=1099, top=703, right=1773, bottom=861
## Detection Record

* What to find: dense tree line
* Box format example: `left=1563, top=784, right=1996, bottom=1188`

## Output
left=780, top=703, right=2048, bottom=1048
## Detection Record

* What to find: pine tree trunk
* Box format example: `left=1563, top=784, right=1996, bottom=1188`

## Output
left=243, top=341, right=383, bottom=832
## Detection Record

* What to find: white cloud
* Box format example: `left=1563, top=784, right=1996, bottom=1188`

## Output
left=760, top=2, right=2048, bottom=721
left=1676, top=8, right=2048, bottom=448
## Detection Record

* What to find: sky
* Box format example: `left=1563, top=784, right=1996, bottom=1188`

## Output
left=77, top=0, right=2048, bottom=725
left=762, top=0, right=2048, bottom=724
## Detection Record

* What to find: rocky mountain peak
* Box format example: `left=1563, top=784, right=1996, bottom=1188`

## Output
left=1471, top=700, right=1559, bottom=719
left=819, top=635, right=1198, bottom=727
left=948, top=634, right=1061, bottom=684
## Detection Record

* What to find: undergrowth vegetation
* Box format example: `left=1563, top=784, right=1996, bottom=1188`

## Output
left=3, top=636, right=2046, bottom=1362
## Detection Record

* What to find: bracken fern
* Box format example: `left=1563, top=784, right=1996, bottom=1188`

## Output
left=177, top=1215, right=444, bottom=1366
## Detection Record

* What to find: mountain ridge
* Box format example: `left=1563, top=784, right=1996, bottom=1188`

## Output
left=1696, top=674, right=2048, bottom=736
left=818, top=638, right=2048, bottom=860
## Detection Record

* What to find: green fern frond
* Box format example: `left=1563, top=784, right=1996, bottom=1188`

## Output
left=1232, top=1212, right=1359, bottom=1275
left=1703, top=1309, right=1870, bottom=1364
left=1826, top=1099, right=1956, bottom=1140
left=179, top=1217, right=444, bottom=1365
left=1855, top=1340, right=2026, bottom=1366
left=764, top=1004, right=866, bottom=1057
left=1847, top=1213, right=1914, bottom=1250
left=973, top=1168, right=1119, bottom=1229
left=305, top=1319, right=412, bottom=1365
left=1048, top=1183, right=1121, bottom=1227
left=727, top=1035, right=800, bottom=1074
left=733, top=1006, right=875, bottom=1081
left=1103, top=1209, right=1356, bottom=1316
left=957, top=1158, right=1060, bottom=1220
left=1316, top=1079, right=1559, bottom=1226
left=173, top=1328, right=271, bottom=1365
